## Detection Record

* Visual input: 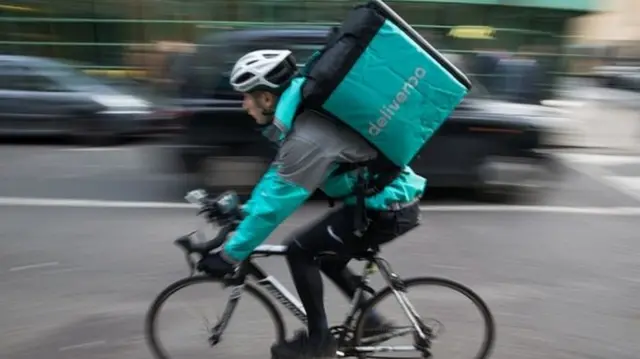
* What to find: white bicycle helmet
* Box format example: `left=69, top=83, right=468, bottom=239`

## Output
left=229, top=49, right=298, bottom=93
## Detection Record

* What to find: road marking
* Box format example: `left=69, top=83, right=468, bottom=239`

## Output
left=421, top=205, right=640, bottom=215
left=0, top=197, right=194, bottom=208
left=2, top=196, right=640, bottom=215
left=606, top=176, right=640, bottom=191
left=557, top=153, right=640, bottom=166
left=9, top=261, right=59, bottom=272
left=58, top=340, right=107, bottom=351
left=555, top=153, right=640, bottom=203
left=57, top=147, right=136, bottom=152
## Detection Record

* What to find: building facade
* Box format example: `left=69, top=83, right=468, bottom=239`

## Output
left=0, top=0, right=601, bottom=70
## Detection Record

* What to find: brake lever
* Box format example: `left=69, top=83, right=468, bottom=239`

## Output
left=174, top=233, right=195, bottom=253
left=185, top=253, right=196, bottom=276
left=174, top=232, right=202, bottom=276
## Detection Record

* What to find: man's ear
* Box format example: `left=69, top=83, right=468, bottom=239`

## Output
left=251, top=91, right=267, bottom=106
left=262, top=92, right=278, bottom=109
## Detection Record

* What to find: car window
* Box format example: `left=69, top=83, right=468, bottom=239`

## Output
left=38, top=63, right=105, bottom=89
left=13, top=75, right=61, bottom=92
left=196, top=42, right=256, bottom=100
left=290, top=43, right=325, bottom=66
left=0, top=63, right=64, bottom=92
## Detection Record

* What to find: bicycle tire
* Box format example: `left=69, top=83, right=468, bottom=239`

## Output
left=145, top=275, right=286, bottom=359
left=352, top=276, right=495, bottom=359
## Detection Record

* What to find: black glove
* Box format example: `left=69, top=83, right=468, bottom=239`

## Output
left=197, top=251, right=235, bottom=277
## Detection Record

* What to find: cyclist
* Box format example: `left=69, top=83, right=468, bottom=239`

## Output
left=197, top=48, right=424, bottom=359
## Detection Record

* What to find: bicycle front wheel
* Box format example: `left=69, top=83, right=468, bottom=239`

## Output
left=145, top=275, right=286, bottom=359
left=353, top=277, right=495, bottom=359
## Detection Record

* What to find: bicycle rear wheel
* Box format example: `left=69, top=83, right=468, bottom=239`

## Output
left=145, top=275, right=286, bottom=359
left=352, top=277, right=495, bottom=359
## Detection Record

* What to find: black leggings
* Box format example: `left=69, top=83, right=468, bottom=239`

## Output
left=283, top=202, right=421, bottom=340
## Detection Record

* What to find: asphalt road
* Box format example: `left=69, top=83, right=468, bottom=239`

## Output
left=0, top=142, right=639, bottom=207
left=2, top=144, right=640, bottom=359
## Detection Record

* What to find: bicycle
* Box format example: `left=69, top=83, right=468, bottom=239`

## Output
left=145, top=189, right=496, bottom=359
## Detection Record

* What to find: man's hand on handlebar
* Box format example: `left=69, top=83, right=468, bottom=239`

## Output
left=180, top=189, right=245, bottom=277
left=197, top=251, right=236, bottom=278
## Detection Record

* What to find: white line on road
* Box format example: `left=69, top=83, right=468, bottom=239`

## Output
left=2, top=196, right=640, bottom=215
left=556, top=153, right=640, bottom=166
left=9, top=261, right=59, bottom=272
left=0, top=197, right=194, bottom=208
left=56, top=147, right=136, bottom=152
left=58, top=340, right=107, bottom=351
left=555, top=154, right=640, bottom=203
left=419, top=205, right=640, bottom=215
left=606, top=176, right=640, bottom=191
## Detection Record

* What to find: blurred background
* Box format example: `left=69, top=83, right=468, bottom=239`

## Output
left=1, top=0, right=640, bottom=200
left=3, top=1, right=640, bottom=359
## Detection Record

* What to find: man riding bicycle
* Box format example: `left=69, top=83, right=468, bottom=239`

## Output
left=197, top=48, right=425, bottom=359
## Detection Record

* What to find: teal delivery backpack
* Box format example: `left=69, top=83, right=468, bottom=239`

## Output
left=301, top=0, right=472, bottom=189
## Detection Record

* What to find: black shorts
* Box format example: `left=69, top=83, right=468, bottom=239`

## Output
left=283, top=202, right=421, bottom=261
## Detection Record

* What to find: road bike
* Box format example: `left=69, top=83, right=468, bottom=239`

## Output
left=145, top=189, right=496, bottom=359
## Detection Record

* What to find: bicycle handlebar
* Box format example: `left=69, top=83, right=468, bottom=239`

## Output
left=173, top=189, right=245, bottom=273
left=185, top=189, right=244, bottom=225
left=174, top=222, right=237, bottom=256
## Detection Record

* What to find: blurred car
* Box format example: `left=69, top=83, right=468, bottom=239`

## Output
left=591, top=64, right=640, bottom=92
left=0, top=55, right=180, bottom=145
left=157, top=27, right=562, bottom=200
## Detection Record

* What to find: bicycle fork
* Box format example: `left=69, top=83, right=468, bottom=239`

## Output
left=208, top=284, right=245, bottom=346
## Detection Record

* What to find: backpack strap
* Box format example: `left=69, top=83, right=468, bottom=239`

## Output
left=326, top=158, right=403, bottom=237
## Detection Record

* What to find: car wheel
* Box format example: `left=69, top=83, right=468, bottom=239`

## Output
left=475, top=155, right=552, bottom=203
left=72, top=117, right=118, bottom=147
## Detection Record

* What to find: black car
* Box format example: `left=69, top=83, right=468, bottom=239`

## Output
left=0, top=55, right=178, bottom=145
left=158, top=27, right=561, bottom=200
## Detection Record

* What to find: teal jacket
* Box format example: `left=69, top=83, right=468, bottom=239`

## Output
left=221, top=78, right=426, bottom=262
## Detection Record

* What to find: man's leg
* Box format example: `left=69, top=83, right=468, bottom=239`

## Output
left=318, top=258, right=394, bottom=337
left=272, top=202, right=421, bottom=358
left=319, top=203, right=421, bottom=333
left=272, top=205, right=354, bottom=358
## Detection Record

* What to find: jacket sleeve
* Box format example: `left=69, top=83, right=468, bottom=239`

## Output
left=240, top=162, right=276, bottom=217
left=221, top=136, right=338, bottom=262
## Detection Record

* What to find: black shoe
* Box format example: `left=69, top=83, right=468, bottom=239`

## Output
left=271, top=330, right=307, bottom=356
left=271, top=329, right=338, bottom=359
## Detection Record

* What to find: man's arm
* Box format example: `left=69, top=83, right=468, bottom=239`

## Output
left=240, top=162, right=276, bottom=216
left=221, top=135, right=338, bottom=263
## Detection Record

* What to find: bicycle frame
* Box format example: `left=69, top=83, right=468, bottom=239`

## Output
left=211, top=243, right=430, bottom=357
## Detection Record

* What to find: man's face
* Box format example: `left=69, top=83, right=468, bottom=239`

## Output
left=242, top=91, right=276, bottom=125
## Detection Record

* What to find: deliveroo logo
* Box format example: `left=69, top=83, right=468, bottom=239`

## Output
left=368, top=67, right=426, bottom=136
